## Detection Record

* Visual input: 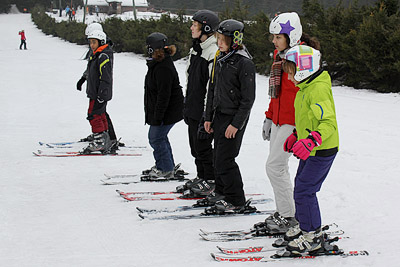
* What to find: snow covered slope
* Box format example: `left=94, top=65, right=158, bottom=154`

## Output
left=1, top=13, right=399, bottom=266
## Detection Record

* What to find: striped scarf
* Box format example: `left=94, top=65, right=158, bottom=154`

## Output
left=268, top=54, right=283, bottom=99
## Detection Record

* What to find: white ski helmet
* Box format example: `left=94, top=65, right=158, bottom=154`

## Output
left=269, top=12, right=302, bottom=47
left=87, top=30, right=107, bottom=45
left=284, top=45, right=321, bottom=82
left=85, top=22, right=103, bottom=36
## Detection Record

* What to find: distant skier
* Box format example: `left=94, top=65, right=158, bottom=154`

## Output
left=77, top=22, right=122, bottom=150
left=143, top=32, right=184, bottom=179
left=81, top=30, right=114, bottom=154
left=18, top=30, right=27, bottom=50
left=202, top=19, right=256, bottom=213
left=181, top=10, right=219, bottom=197
left=281, top=45, right=339, bottom=255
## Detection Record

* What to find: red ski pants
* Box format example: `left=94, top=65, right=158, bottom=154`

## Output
left=87, top=99, right=108, bottom=133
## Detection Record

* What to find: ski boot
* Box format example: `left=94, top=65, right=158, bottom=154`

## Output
left=190, top=180, right=215, bottom=196
left=80, top=133, right=95, bottom=142
left=193, top=191, right=225, bottom=207
left=81, top=132, right=112, bottom=154
left=176, top=176, right=202, bottom=193
left=203, top=199, right=257, bottom=215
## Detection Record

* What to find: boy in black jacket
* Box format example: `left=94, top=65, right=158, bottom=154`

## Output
left=82, top=30, right=113, bottom=154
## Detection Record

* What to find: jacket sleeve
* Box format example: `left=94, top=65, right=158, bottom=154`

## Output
left=231, top=59, right=256, bottom=130
left=309, top=87, right=337, bottom=141
left=97, top=53, right=113, bottom=101
left=204, top=63, right=216, bottom=122
left=153, top=66, right=173, bottom=123
left=265, top=101, right=274, bottom=119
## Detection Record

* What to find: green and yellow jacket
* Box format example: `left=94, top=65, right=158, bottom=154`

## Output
left=294, top=70, right=339, bottom=157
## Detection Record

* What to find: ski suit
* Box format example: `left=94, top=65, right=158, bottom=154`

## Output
left=264, top=49, right=298, bottom=218
left=86, top=44, right=113, bottom=133
left=184, top=36, right=218, bottom=181
left=292, top=70, right=339, bottom=232
left=205, top=48, right=256, bottom=206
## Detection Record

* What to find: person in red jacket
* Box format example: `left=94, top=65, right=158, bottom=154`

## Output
left=18, top=30, right=27, bottom=50
left=261, top=12, right=303, bottom=233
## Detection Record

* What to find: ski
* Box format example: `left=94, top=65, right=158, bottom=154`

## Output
left=103, top=163, right=188, bottom=180
left=138, top=209, right=275, bottom=221
left=217, top=245, right=280, bottom=255
left=210, top=250, right=369, bottom=262
left=33, top=151, right=142, bottom=157
left=200, top=222, right=339, bottom=237
left=117, top=189, right=182, bottom=196
left=136, top=198, right=273, bottom=214
left=215, top=235, right=350, bottom=254
left=199, top=225, right=344, bottom=242
left=39, top=141, right=80, bottom=146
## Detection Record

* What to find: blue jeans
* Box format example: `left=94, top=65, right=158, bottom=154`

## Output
left=148, top=124, right=175, bottom=172
left=294, top=153, right=336, bottom=232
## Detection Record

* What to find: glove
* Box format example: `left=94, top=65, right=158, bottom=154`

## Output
left=292, top=130, right=322, bottom=160
left=76, top=76, right=86, bottom=91
left=197, top=116, right=211, bottom=140
left=283, top=129, right=297, bottom=152
left=262, top=118, right=272, bottom=141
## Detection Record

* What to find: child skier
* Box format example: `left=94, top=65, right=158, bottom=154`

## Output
left=202, top=19, right=256, bottom=213
left=280, top=45, right=339, bottom=255
left=181, top=10, right=219, bottom=197
left=144, top=32, right=184, bottom=178
left=82, top=30, right=114, bottom=154
left=77, top=23, right=121, bottom=150
left=18, top=30, right=27, bottom=50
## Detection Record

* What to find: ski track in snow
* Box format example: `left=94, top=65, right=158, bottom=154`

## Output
left=1, top=13, right=399, bottom=266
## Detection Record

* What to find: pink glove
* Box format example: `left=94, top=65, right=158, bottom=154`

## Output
left=283, top=129, right=297, bottom=152
left=292, top=130, right=322, bottom=160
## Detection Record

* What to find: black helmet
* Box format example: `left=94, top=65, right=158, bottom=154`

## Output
left=192, top=10, right=220, bottom=35
left=217, top=19, right=244, bottom=49
left=146, top=32, right=168, bottom=55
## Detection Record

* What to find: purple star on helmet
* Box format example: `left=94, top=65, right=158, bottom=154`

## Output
left=279, top=20, right=295, bottom=35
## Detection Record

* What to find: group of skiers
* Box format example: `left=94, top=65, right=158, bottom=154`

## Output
left=78, top=10, right=339, bottom=256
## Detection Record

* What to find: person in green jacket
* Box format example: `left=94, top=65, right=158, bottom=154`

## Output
left=280, top=45, right=339, bottom=255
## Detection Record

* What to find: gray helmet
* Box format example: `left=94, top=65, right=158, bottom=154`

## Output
left=217, top=19, right=244, bottom=50
left=146, top=32, right=168, bottom=55
left=192, top=10, right=219, bottom=35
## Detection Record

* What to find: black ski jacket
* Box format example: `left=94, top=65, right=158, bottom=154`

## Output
left=184, top=36, right=218, bottom=121
left=86, top=44, right=113, bottom=101
left=144, top=55, right=184, bottom=126
left=205, top=48, right=256, bottom=130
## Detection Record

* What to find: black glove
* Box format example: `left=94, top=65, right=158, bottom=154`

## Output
left=197, top=116, right=211, bottom=140
left=76, top=76, right=86, bottom=91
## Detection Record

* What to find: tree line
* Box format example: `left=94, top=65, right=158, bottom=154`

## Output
left=30, top=0, right=400, bottom=92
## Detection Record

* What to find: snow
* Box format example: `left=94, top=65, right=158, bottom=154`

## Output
left=1, top=13, right=400, bottom=267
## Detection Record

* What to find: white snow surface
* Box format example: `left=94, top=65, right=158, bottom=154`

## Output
left=1, top=13, right=400, bottom=267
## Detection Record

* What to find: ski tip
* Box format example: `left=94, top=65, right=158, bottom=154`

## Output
left=136, top=207, right=143, bottom=213
left=38, top=142, right=44, bottom=145
left=216, top=246, right=224, bottom=253
left=210, top=253, right=217, bottom=261
left=138, top=214, right=145, bottom=219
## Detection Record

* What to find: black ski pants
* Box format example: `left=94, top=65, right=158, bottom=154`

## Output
left=213, top=112, right=248, bottom=206
left=187, top=117, right=215, bottom=181
left=20, top=40, right=26, bottom=50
